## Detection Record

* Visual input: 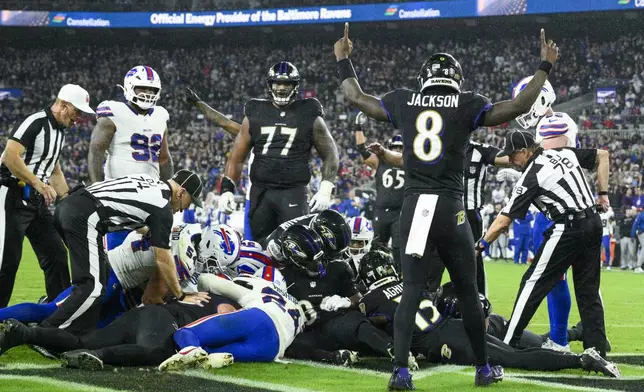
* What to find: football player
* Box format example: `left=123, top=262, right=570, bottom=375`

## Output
left=599, top=206, right=615, bottom=269
left=352, top=111, right=404, bottom=268
left=346, top=216, right=374, bottom=277
left=358, top=250, right=620, bottom=377
left=218, top=62, right=340, bottom=244
left=158, top=266, right=304, bottom=370
left=334, top=23, right=559, bottom=389
left=88, top=66, right=172, bottom=250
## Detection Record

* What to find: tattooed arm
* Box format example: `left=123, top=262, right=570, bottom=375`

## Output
left=158, top=127, right=174, bottom=180
left=88, top=117, right=116, bottom=184
left=186, top=87, right=241, bottom=136
left=312, top=117, right=339, bottom=183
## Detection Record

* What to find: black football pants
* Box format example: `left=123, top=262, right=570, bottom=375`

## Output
left=373, top=207, right=401, bottom=269
left=248, top=185, right=309, bottom=244
left=394, top=194, right=487, bottom=368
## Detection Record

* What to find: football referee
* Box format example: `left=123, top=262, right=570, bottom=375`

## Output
left=0, top=84, right=94, bottom=308
left=476, top=130, right=611, bottom=357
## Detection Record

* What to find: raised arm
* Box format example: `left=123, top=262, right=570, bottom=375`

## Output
left=482, top=30, right=559, bottom=127
left=368, top=142, right=403, bottom=168
left=186, top=88, right=241, bottom=136
left=352, top=112, right=378, bottom=170
left=88, top=117, right=116, bottom=184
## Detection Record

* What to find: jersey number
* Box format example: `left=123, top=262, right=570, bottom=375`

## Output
left=130, top=238, right=151, bottom=253
left=297, top=299, right=318, bottom=326
left=131, top=133, right=163, bottom=162
left=260, top=126, right=297, bottom=156
left=261, top=287, right=301, bottom=335
left=393, top=296, right=440, bottom=332
left=382, top=169, right=405, bottom=189
left=413, top=110, right=444, bottom=163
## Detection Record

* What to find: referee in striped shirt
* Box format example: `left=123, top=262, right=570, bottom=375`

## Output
left=476, top=130, right=611, bottom=357
left=40, top=170, right=208, bottom=334
left=0, top=84, right=94, bottom=308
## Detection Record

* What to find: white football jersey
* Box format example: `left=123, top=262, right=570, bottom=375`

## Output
left=198, top=273, right=304, bottom=360
left=107, top=230, right=198, bottom=292
left=96, top=100, right=169, bottom=180
left=600, top=208, right=615, bottom=236
left=224, top=242, right=274, bottom=277
left=535, top=112, right=578, bottom=148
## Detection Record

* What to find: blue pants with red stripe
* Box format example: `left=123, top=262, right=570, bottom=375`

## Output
left=534, top=212, right=571, bottom=347
left=173, top=308, right=279, bottom=362
left=602, top=235, right=611, bottom=265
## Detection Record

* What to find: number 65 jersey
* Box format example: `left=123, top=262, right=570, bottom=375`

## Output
left=96, top=100, right=169, bottom=180
left=380, top=89, right=490, bottom=199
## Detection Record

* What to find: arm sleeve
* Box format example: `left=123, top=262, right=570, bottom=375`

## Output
left=146, top=205, right=173, bottom=249
left=470, top=93, right=492, bottom=129
left=500, top=169, right=541, bottom=220
left=198, top=273, right=249, bottom=302
left=564, top=148, right=597, bottom=170
left=379, top=90, right=398, bottom=127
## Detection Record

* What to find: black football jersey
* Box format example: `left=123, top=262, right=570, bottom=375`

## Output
left=359, top=281, right=442, bottom=336
left=282, top=260, right=358, bottom=327
left=245, top=98, right=324, bottom=189
left=163, top=294, right=240, bottom=327
left=380, top=88, right=491, bottom=199
left=375, top=161, right=405, bottom=209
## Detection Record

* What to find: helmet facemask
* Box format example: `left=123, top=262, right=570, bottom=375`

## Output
left=269, top=81, right=298, bottom=106
left=119, top=66, right=162, bottom=111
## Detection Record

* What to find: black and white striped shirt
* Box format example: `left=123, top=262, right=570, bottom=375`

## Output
left=86, top=174, right=173, bottom=249
left=0, top=108, right=66, bottom=182
left=464, top=142, right=500, bottom=210
left=501, top=148, right=596, bottom=221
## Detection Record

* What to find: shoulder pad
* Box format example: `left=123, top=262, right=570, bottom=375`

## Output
left=153, top=106, right=170, bottom=122
left=300, top=98, right=324, bottom=118
left=96, top=100, right=116, bottom=118
left=244, top=99, right=271, bottom=117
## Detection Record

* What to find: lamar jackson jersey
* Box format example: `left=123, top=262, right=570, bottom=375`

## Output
left=380, top=88, right=491, bottom=199
left=375, top=161, right=405, bottom=210
left=281, top=261, right=359, bottom=328
left=96, top=100, right=169, bottom=180
left=359, top=280, right=442, bottom=336
left=244, top=98, right=324, bottom=189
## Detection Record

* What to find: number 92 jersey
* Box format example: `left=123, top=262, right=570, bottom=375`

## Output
left=380, top=88, right=491, bottom=199
left=96, top=100, right=169, bottom=180
left=244, top=98, right=323, bottom=189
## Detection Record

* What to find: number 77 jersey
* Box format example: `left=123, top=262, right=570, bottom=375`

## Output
left=380, top=88, right=491, bottom=199
left=96, top=100, right=169, bottom=180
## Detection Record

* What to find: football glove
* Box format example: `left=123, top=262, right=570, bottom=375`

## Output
left=350, top=111, right=369, bottom=131
left=185, top=87, right=201, bottom=106
left=218, top=192, right=236, bottom=215
left=309, top=180, right=334, bottom=212
left=496, top=168, right=522, bottom=183
left=267, top=239, right=284, bottom=262
left=320, top=295, right=352, bottom=312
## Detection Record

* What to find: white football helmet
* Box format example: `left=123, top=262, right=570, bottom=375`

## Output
left=118, top=65, right=161, bottom=110
left=347, top=217, right=374, bottom=272
left=197, top=224, right=241, bottom=274
left=512, top=76, right=556, bottom=129
left=170, top=223, right=202, bottom=282
left=254, top=266, right=287, bottom=293
left=229, top=245, right=274, bottom=276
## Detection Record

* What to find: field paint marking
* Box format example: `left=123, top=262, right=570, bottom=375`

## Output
left=531, top=323, right=644, bottom=328
left=506, top=371, right=644, bottom=380
left=503, top=375, right=626, bottom=392
left=413, top=365, right=469, bottom=380
left=289, top=359, right=389, bottom=378
left=181, top=369, right=320, bottom=392
left=608, top=353, right=644, bottom=357
left=0, top=362, right=60, bottom=370
left=0, top=374, right=126, bottom=392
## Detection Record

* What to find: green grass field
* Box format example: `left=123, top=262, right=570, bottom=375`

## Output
left=1, top=243, right=644, bottom=392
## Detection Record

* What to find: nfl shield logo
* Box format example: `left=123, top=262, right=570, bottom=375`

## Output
left=310, top=281, right=316, bottom=288
left=470, top=166, right=476, bottom=174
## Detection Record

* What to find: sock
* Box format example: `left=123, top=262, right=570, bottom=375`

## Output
left=547, top=279, right=571, bottom=346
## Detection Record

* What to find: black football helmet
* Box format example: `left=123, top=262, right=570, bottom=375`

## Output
left=435, top=282, right=492, bottom=319
left=310, top=209, right=351, bottom=260
left=280, top=224, right=325, bottom=276
left=386, top=134, right=403, bottom=152
left=358, top=248, right=399, bottom=289
left=417, top=53, right=464, bottom=93
left=266, top=61, right=300, bottom=106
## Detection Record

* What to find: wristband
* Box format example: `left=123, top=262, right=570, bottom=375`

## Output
left=475, top=238, right=489, bottom=252
left=220, top=176, right=236, bottom=194
left=598, top=191, right=608, bottom=196
left=178, top=292, right=186, bottom=301
left=356, top=143, right=371, bottom=160
left=538, top=61, right=553, bottom=75
left=338, top=58, right=357, bottom=82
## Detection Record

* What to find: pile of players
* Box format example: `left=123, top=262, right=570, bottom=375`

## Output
left=0, top=209, right=620, bottom=380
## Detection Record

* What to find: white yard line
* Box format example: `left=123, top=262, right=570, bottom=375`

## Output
left=181, top=369, right=321, bottom=392
left=289, top=359, right=389, bottom=378
left=503, top=375, right=627, bottom=392
left=0, top=374, right=126, bottom=392
left=0, top=362, right=60, bottom=370
left=413, top=365, right=469, bottom=380
left=531, top=323, right=644, bottom=328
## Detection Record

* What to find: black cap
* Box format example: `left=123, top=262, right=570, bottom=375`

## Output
left=171, top=169, right=203, bottom=208
left=498, top=129, right=536, bottom=157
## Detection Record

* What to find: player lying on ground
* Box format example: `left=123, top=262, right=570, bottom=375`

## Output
left=357, top=249, right=620, bottom=377
left=158, top=266, right=304, bottom=370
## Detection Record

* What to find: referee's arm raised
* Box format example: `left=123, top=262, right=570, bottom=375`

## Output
left=1, top=140, right=57, bottom=205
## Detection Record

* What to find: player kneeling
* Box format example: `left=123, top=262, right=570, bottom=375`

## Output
left=158, top=266, right=304, bottom=371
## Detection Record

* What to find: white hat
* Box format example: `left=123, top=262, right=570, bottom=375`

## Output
left=57, top=84, right=94, bottom=114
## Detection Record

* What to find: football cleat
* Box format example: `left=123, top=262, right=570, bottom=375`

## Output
left=61, top=350, right=104, bottom=370
left=388, top=367, right=415, bottom=391
left=387, top=343, right=420, bottom=371
left=333, top=350, right=359, bottom=367
left=202, top=353, right=234, bottom=370
left=158, top=346, right=208, bottom=371
left=541, top=338, right=571, bottom=353
left=28, top=344, right=59, bottom=360
left=474, top=364, right=504, bottom=386
left=581, top=348, right=620, bottom=378
left=0, top=319, right=28, bottom=356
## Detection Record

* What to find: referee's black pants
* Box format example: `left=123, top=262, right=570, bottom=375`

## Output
left=0, top=180, right=70, bottom=308
left=373, top=207, right=401, bottom=269
left=426, top=209, right=487, bottom=295
left=394, top=194, right=488, bottom=368
left=503, top=211, right=607, bottom=356
left=41, top=187, right=108, bottom=335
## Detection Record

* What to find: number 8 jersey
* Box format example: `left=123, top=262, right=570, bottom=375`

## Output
left=96, top=100, right=169, bottom=180
left=380, top=89, right=490, bottom=199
